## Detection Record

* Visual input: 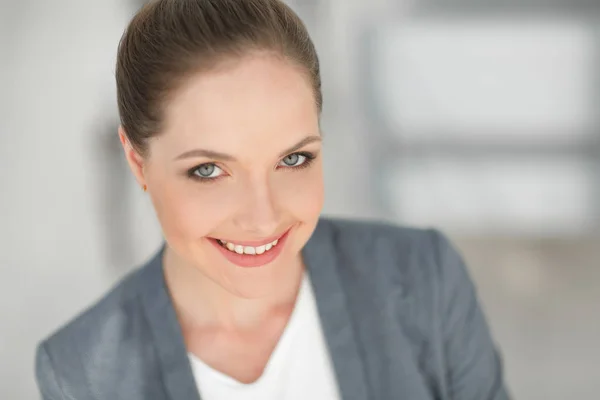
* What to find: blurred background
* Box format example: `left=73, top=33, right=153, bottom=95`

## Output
left=1, top=0, right=599, bottom=398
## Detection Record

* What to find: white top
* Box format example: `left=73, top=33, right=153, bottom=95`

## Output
left=188, top=274, right=341, bottom=400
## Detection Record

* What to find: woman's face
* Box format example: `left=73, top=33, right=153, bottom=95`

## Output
left=124, top=54, right=324, bottom=298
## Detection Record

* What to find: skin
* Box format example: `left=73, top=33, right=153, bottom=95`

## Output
left=119, top=52, right=324, bottom=383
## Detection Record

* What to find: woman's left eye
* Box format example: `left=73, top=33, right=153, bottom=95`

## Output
left=279, top=153, right=307, bottom=168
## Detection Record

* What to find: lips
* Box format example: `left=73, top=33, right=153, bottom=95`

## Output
left=216, top=237, right=280, bottom=255
left=208, top=227, right=291, bottom=268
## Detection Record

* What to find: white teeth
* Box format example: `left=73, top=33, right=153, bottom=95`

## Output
left=218, top=237, right=281, bottom=255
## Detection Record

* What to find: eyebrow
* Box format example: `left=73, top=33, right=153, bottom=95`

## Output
left=174, top=135, right=322, bottom=161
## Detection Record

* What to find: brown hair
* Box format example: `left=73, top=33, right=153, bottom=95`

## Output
left=116, top=0, right=322, bottom=157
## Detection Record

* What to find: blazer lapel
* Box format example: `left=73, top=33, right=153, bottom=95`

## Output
left=304, top=219, right=435, bottom=400
left=302, top=219, right=370, bottom=400
left=139, top=246, right=202, bottom=400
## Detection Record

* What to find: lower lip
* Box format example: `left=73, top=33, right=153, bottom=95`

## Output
left=209, top=228, right=291, bottom=268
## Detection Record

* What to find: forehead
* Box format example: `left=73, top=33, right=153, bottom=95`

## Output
left=155, top=54, right=319, bottom=159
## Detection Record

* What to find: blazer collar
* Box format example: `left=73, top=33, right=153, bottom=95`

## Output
left=139, top=244, right=201, bottom=400
left=302, top=219, right=370, bottom=400
left=138, top=218, right=369, bottom=400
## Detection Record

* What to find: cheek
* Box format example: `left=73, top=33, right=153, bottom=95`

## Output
left=275, top=165, right=324, bottom=219
left=148, top=176, right=236, bottom=241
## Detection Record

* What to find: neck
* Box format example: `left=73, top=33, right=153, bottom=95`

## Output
left=162, top=245, right=304, bottom=331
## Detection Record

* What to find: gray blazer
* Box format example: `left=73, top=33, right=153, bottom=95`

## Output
left=35, top=218, right=510, bottom=400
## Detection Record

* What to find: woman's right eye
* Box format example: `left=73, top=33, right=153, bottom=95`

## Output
left=190, top=163, right=224, bottom=181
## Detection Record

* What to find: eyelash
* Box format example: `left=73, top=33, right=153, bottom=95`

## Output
left=187, top=151, right=317, bottom=183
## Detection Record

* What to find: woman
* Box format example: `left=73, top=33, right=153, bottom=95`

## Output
left=35, top=1, right=509, bottom=399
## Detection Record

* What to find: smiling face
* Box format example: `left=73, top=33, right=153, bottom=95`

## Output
left=122, top=53, right=324, bottom=298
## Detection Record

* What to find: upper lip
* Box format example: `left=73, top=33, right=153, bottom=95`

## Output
left=212, top=227, right=290, bottom=247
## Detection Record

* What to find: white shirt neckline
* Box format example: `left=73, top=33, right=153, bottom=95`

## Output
left=188, top=272, right=341, bottom=400
left=188, top=274, right=309, bottom=389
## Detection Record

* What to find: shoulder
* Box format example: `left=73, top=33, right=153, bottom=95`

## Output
left=317, top=216, right=456, bottom=278
left=41, top=264, right=147, bottom=351
left=35, top=253, right=161, bottom=397
left=315, top=216, right=470, bottom=331
left=319, top=216, right=429, bottom=243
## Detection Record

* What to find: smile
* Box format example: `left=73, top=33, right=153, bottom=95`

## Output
left=216, top=238, right=280, bottom=255
left=208, top=227, right=292, bottom=268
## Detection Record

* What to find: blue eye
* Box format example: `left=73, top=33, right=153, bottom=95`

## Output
left=191, top=163, right=223, bottom=179
left=279, top=153, right=307, bottom=167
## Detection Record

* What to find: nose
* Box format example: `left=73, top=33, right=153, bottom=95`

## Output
left=233, top=175, right=280, bottom=236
